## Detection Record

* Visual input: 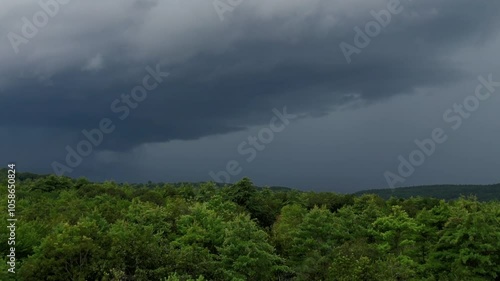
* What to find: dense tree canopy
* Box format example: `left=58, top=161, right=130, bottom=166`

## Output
left=1, top=173, right=499, bottom=280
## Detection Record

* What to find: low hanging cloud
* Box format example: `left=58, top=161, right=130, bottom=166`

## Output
left=1, top=0, right=500, bottom=154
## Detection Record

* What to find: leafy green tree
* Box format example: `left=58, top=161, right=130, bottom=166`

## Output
left=19, top=217, right=108, bottom=281
left=225, top=177, right=257, bottom=208
left=205, top=194, right=244, bottom=221
left=272, top=204, right=307, bottom=255
left=106, top=220, right=168, bottom=280
left=428, top=198, right=500, bottom=280
left=218, top=214, right=289, bottom=280
left=371, top=205, right=421, bottom=256
left=370, top=205, right=421, bottom=280
left=29, top=175, right=73, bottom=192
left=124, top=199, right=172, bottom=235
left=169, top=203, right=225, bottom=279
left=247, top=187, right=283, bottom=228
left=195, top=182, right=217, bottom=202
left=414, top=201, right=450, bottom=267
left=288, top=206, right=339, bottom=280
left=329, top=238, right=410, bottom=281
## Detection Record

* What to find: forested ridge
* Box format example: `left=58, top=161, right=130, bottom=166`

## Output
left=356, top=184, right=500, bottom=201
left=1, top=171, right=499, bottom=280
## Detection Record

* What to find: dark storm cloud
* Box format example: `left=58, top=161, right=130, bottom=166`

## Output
left=1, top=0, right=499, bottom=153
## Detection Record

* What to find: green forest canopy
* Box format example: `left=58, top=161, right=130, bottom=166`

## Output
left=0, top=170, right=499, bottom=280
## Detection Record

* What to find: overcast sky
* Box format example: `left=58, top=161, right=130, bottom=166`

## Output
left=1, top=0, right=499, bottom=192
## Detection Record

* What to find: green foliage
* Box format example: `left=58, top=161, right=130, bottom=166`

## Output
left=224, top=177, right=257, bottom=208
left=169, top=203, right=225, bottom=279
left=163, top=273, right=205, bottom=281
left=0, top=172, right=499, bottom=281
left=371, top=206, right=421, bottom=255
left=19, top=217, right=108, bottom=281
left=28, top=174, right=74, bottom=192
left=106, top=220, right=168, bottom=280
left=272, top=204, right=308, bottom=254
left=218, top=214, right=288, bottom=280
left=426, top=198, right=500, bottom=280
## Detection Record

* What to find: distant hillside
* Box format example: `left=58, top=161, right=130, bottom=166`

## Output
left=355, top=184, right=500, bottom=201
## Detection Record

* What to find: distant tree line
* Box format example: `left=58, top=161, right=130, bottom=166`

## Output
left=356, top=183, right=500, bottom=201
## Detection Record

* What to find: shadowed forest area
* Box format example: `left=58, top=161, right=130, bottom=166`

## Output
left=1, top=171, right=499, bottom=280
